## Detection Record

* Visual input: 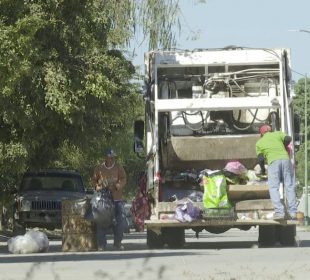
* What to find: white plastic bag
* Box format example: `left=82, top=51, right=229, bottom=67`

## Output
left=7, top=230, right=49, bottom=254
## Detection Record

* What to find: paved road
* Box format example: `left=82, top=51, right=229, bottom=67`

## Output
left=1, top=227, right=310, bottom=280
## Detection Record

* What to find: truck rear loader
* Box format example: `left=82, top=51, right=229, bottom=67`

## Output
left=134, top=47, right=300, bottom=248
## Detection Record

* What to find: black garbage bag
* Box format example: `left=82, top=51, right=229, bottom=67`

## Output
left=87, top=188, right=115, bottom=228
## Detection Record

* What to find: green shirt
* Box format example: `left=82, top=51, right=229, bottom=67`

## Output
left=256, top=131, right=289, bottom=164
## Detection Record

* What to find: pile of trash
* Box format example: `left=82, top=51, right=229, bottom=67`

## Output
left=163, top=160, right=268, bottom=222
left=165, top=160, right=265, bottom=189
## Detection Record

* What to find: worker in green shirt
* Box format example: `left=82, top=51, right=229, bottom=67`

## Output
left=256, top=124, right=297, bottom=220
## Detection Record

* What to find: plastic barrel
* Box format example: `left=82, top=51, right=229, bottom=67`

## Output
left=62, top=198, right=97, bottom=252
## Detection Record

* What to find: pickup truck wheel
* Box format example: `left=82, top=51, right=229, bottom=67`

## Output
left=258, top=225, right=276, bottom=247
left=147, top=229, right=164, bottom=249
left=162, top=227, right=185, bottom=249
left=278, top=225, right=296, bottom=246
left=12, top=221, right=26, bottom=236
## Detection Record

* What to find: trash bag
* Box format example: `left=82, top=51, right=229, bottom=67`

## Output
left=90, top=188, right=115, bottom=228
left=187, top=190, right=204, bottom=202
left=131, top=172, right=151, bottom=232
left=175, top=198, right=201, bottom=222
left=223, top=160, right=247, bottom=175
left=131, top=194, right=150, bottom=231
left=7, top=230, right=49, bottom=254
left=202, top=173, right=231, bottom=209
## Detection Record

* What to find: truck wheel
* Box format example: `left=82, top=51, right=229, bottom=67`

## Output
left=258, top=225, right=276, bottom=247
left=12, top=221, right=26, bottom=236
left=162, top=227, right=185, bottom=249
left=278, top=225, right=296, bottom=246
left=147, top=229, right=164, bottom=249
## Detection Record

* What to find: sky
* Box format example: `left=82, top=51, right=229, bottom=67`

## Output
left=132, top=0, right=310, bottom=81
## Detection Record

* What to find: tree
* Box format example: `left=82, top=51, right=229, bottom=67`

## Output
left=294, top=77, right=310, bottom=194
left=0, top=0, right=200, bottom=195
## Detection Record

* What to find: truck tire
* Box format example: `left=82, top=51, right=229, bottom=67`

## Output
left=147, top=229, right=164, bottom=249
left=162, top=227, right=185, bottom=249
left=258, top=225, right=276, bottom=247
left=278, top=225, right=296, bottom=246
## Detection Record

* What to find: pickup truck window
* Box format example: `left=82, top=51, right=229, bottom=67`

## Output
left=20, top=175, right=84, bottom=192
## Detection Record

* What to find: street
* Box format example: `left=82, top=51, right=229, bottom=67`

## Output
left=1, top=226, right=310, bottom=280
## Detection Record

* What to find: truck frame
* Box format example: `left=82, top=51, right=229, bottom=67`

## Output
left=134, top=47, right=299, bottom=248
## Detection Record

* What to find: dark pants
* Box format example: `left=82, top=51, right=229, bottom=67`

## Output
left=96, top=201, right=125, bottom=248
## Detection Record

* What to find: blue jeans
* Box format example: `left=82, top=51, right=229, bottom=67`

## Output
left=268, top=159, right=297, bottom=217
left=96, top=201, right=125, bottom=248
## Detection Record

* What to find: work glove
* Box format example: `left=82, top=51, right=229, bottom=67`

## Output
left=97, top=178, right=109, bottom=188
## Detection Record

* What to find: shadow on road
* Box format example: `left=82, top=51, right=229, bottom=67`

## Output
left=0, top=249, right=216, bottom=264
left=2, top=236, right=310, bottom=263
left=1, top=227, right=310, bottom=263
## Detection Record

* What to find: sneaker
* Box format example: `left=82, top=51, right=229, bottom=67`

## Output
left=113, top=242, right=125, bottom=251
left=97, top=245, right=106, bottom=251
left=273, top=213, right=285, bottom=221
left=289, top=214, right=297, bottom=221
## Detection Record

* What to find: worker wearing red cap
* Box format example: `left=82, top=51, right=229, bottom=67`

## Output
left=256, top=124, right=297, bottom=220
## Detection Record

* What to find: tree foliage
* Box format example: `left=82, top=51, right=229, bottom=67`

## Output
left=294, top=77, right=310, bottom=194
left=0, top=0, right=192, bottom=194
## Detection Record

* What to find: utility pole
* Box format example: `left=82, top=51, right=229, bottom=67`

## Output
left=305, top=74, right=308, bottom=225
left=289, top=28, right=310, bottom=225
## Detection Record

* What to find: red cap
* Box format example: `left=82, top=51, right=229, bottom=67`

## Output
left=259, top=124, right=272, bottom=135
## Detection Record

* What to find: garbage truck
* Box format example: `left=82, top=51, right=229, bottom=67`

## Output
left=134, top=46, right=300, bottom=248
